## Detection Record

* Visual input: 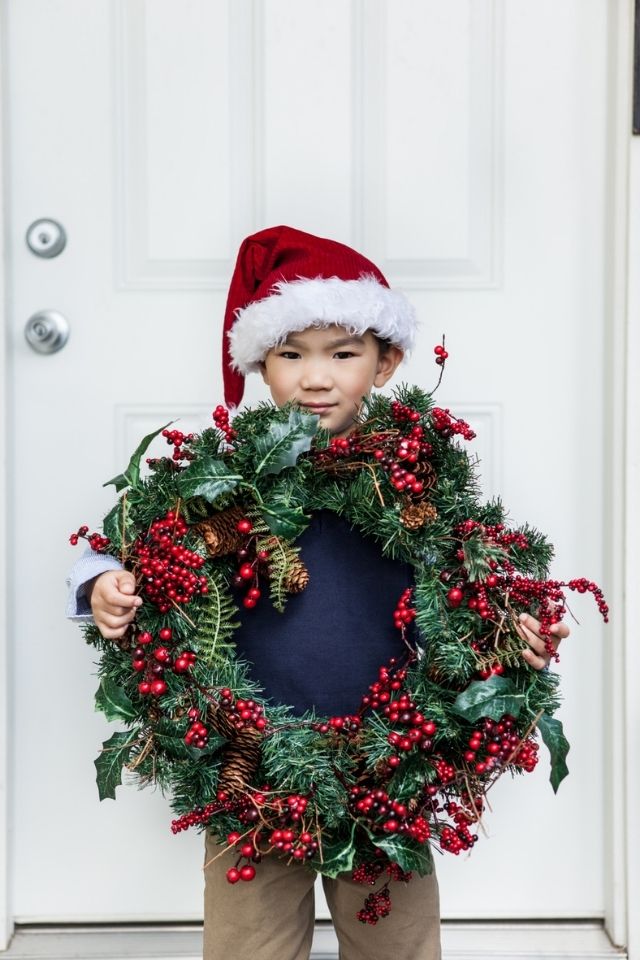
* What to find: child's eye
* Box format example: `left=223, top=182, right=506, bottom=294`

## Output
left=334, top=351, right=357, bottom=359
left=278, top=351, right=301, bottom=360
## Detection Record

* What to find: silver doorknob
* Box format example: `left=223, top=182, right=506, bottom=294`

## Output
left=25, top=219, right=67, bottom=258
left=24, top=310, right=70, bottom=354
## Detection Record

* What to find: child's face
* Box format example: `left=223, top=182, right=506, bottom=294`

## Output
left=260, top=324, right=403, bottom=436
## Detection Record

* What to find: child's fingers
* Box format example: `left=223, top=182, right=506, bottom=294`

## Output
left=521, top=645, right=548, bottom=670
left=98, top=622, right=129, bottom=640
left=116, top=571, right=138, bottom=594
left=98, top=610, right=136, bottom=630
left=104, top=587, right=141, bottom=610
left=515, top=614, right=548, bottom=656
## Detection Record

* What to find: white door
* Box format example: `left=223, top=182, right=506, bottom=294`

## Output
left=5, top=0, right=609, bottom=926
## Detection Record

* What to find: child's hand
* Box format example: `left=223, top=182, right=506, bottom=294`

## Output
left=88, top=570, right=141, bottom=639
left=516, top=612, right=570, bottom=669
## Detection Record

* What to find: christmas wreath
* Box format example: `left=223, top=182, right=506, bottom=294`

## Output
left=71, top=383, right=607, bottom=924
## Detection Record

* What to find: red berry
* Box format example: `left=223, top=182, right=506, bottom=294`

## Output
left=150, top=679, right=167, bottom=696
left=236, top=519, right=253, bottom=534
left=226, top=867, right=241, bottom=884
left=138, top=632, right=153, bottom=645
left=159, top=628, right=172, bottom=641
left=239, top=864, right=256, bottom=881
left=447, top=587, right=464, bottom=607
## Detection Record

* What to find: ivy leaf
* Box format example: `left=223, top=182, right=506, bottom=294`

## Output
left=176, top=457, right=242, bottom=503
left=253, top=409, right=319, bottom=477
left=537, top=712, right=570, bottom=793
left=94, top=731, right=135, bottom=800
left=260, top=502, right=309, bottom=539
left=452, top=675, right=525, bottom=722
left=95, top=678, right=137, bottom=723
left=319, top=825, right=356, bottom=878
left=369, top=833, right=433, bottom=876
left=104, top=422, right=173, bottom=492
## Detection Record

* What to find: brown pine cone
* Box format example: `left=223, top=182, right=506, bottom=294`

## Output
left=283, top=558, right=310, bottom=594
left=197, top=505, right=246, bottom=557
left=400, top=501, right=438, bottom=530
left=217, top=727, right=262, bottom=797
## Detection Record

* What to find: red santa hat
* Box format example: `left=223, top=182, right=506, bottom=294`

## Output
left=223, top=225, right=417, bottom=406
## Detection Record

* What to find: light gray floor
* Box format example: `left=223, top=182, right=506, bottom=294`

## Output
left=0, top=921, right=622, bottom=960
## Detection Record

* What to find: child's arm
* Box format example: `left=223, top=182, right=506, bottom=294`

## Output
left=517, top=612, right=570, bottom=669
left=66, top=549, right=124, bottom=621
left=66, top=550, right=141, bottom=638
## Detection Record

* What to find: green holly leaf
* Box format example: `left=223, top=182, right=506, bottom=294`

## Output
left=104, top=422, right=173, bottom=492
left=537, top=711, right=570, bottom=793
left=176, top=457, right=242, bottom=503
left=253, top=409, right=319, bottom=477
left=260, top=502, right=309, bottom=539
left=155, top=732, right=227, bottom=762
left=95, top=678, right=137, bottom=723
left=370, top=833, right=434, bottom=876
left=319, top=825, right=356, bottom=878
left=94, top=731, right=136, bottom=801
left=102, top=502, right=122, bottom=548
left=452, top=675, right=525, bottom=722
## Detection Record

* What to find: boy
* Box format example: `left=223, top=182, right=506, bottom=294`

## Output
left=68, top=226, right=566, bottom=960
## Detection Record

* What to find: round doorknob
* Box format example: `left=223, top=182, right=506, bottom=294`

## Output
left=25, top=219, right=67, bottom=258
left=24, top=310, right=70, bottom=354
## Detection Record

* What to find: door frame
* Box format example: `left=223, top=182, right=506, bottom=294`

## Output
left=0, top=0, right=637, bottom=953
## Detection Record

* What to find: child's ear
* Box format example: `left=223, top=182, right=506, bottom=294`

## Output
left=373, top=345, right=404, bottom=388
left=258, top=360, right=270, bottom=386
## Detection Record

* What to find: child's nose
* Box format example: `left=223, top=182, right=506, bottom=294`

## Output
left=300, top=361, right=332, bottom=390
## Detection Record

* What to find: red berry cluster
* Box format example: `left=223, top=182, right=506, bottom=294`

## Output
left=348, top=786, right=430, bottom=843
left=134, top=510, right=207, bottom=613
left=359, top=659, right=407, bottom=712
left=433, top=343, right=449, bottom=366
left=213, top=405, right=238, bottom=443
left=326, top=434, right=363, bottom=458
left=390, top=401, right=423, bottom=424
left=313, top=714, right=362, bottom=735
left=431, top=407, right=476, bottom=441
left=567, top=578, right=609, bottom=619
left=269, top=826, right=319, bottom=862
left=161, top=428, right=196, bottom=463
left=232, top=519, right=269, bottom=609
left=357, top=887, right=391, bottom=924
left=371, top=416, right=431, bottom=497
left=69, top=525, right=111, bottom=552
left=352, top=860, right=385, bottom=885
left=225, top=830, right=261, bottom=884
left=184, top=707, right=209, bottom=749
left=393, top=587, right=417, bottom=633
left=171, top=800, right=220, bottom=834
left=439, top=817, right=477, bottom=855
left=455, top=518, right=529, bottom=553
left=385, top=694, right=438, bottom=756
left=218, top=687, right=267, bottom=732
left=133, top=627, right=197, bottom=698
left=433, top=758, right=456, bottom=784
left=463, top=714, right=538, bottom=775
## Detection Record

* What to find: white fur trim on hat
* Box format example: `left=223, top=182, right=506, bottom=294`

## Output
left=227, top=275, right=417, bottom=374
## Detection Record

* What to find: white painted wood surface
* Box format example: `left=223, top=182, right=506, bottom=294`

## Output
left=1, top=0, right=628, bottom=943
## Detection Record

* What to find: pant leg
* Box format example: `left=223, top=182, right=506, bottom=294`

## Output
left=322, top=865, right=441, bottom=960
left=203, top=831, right=317, bottom=960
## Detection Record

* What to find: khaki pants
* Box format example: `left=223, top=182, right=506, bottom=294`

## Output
left=203, top=832, right=441, bottom=960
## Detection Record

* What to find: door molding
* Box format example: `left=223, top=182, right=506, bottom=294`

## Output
left=0, top=1, right=11, bottom=948
left=603, top=0, right=637, bottom=953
